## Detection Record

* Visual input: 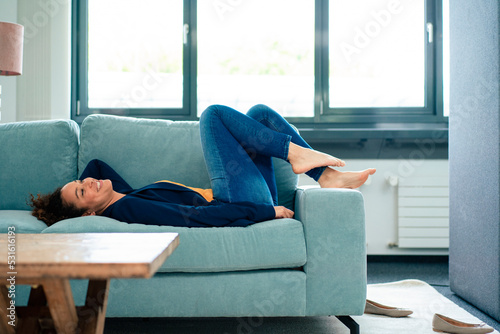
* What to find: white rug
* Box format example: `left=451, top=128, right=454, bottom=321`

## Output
left=353, top=279, right=499, bottom=334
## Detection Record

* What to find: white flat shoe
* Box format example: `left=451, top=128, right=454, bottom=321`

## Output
left=432, top=313, right=494, bottom=333
left=364, top=299, right=413, bottom=317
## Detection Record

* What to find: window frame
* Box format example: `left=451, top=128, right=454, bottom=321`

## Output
left=71, top=0, right=196, bottom=123
left=72, top=0, right=448, bottom=138
left=317, top=0, right=446, bottom=124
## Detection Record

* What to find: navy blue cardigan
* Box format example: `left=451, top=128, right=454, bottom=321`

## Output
left=79, top=160, right=275, bottom=227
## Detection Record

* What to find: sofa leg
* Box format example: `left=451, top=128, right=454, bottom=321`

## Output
left=336, top=316, right=359, bottom=334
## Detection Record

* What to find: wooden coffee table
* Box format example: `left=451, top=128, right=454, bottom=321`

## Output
left=0, top=233, right=179, bottom=334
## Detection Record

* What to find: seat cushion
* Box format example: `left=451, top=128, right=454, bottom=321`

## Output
left=0, top=210, right=48, bottom=233
left=42, top=217, right=307, bottom=273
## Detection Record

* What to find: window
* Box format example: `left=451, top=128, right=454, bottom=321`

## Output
left=74, top=0, right=189, bottom=119
left=87, top=0, right=184, bottom=110
left=329, top=0, right=426, bottom=109
left=197, top=0, right=315, bottom=117
left=72, top=0, right=447, bottom=133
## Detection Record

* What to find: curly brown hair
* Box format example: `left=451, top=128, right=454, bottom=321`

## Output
left=29, top=187, right=87, bottom=226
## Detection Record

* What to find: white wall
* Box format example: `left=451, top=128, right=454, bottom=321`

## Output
left=16, top=0, right=71, bottom=121
left=0, top=0, right=18, bottom=123
left=299, top=159, right=449, bottom=255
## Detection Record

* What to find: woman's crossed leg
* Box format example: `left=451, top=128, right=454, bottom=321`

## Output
left=199, top=104, right=376, bottom=205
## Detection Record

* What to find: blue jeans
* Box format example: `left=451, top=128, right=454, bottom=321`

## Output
left=199, top=104, right=326, bottom=206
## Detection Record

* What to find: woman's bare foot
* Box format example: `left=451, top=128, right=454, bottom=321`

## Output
left=288, top=143, right=345, bottom=174
left=318, top=167, right=376, bottom=189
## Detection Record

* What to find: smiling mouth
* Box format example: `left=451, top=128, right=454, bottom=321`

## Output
left=96, top=180, right=102, bottom=191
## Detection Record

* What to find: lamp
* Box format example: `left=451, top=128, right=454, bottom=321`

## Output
left=0, top=21, right=24, bottom=121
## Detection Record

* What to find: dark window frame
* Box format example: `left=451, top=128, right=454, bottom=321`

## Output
left=71, top=0, right=448, bottom=139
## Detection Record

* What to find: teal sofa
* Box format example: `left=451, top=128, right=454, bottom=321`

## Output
left=0, top=114, right=366, bottom=333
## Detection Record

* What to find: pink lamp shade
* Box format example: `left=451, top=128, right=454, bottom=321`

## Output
left=0, top=22, right=24, bottom=76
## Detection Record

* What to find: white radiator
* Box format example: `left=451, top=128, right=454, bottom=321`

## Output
left=397, top=176, right=449, bottom=248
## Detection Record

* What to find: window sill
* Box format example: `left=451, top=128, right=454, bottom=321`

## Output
left=296, top=124, right=449, bottom=159
left=297, top=124, right=449, bottom=143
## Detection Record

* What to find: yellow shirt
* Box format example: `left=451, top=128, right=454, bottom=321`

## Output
left=156, top=180, right=214, bottom=202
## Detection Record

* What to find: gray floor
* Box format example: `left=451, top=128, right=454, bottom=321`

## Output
left=103, top=257, right=500, bottom=333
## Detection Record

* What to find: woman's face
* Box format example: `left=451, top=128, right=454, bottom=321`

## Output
left=60, top=178, right=114, bottom=215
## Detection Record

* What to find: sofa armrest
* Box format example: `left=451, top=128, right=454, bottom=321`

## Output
left=295, top=187, right=367, bottom=316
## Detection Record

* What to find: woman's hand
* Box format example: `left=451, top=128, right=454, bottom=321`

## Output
left=274, top=206, right=294, bottom=219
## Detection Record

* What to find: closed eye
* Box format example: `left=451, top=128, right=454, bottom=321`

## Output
left=74, top=180, right=83, bottom=200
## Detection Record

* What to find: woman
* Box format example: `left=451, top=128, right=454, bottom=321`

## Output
left=30, top=104, right=376, bottom=227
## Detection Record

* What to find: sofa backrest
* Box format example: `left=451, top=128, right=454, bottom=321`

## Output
left=79, top=114, right=298, bottom=209
left=0, top=120, right=79, bottom=210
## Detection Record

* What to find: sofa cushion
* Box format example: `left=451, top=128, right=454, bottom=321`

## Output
left=79, top=115, right=211, bottom=189
left=0, top=210, right=48, bottom=233
left=0, top=120, right=79, bottom=210
left=78, top=114, right=298, bottom=209
left=42, top=216, right=307, bottom=273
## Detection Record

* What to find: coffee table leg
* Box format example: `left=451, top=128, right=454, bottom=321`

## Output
left=79, top=279, right=110, bottom=334
left=42, top=278, right=79, bottom=334
left=17, top=285, right=48, bottom=333
left=0, top=285, right=15, bottom=334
